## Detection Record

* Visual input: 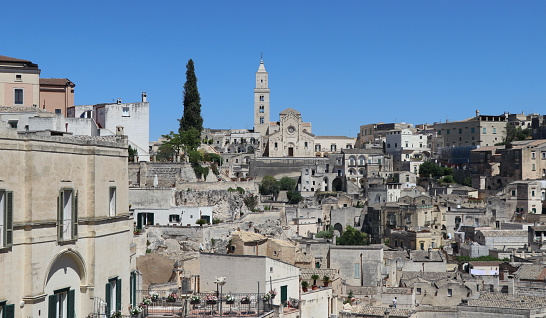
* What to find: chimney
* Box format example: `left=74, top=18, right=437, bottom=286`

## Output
left=142, top=91, right=147, bottom=103
left=116, top=126, right=124, bottom=136
left=476, top=110, right=480, bottom=117
left=117, top=98, right=122, bottom=104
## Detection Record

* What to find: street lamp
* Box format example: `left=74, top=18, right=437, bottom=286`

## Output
left=214, top=277, right=226, bottom=316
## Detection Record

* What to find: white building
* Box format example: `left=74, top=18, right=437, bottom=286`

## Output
left=200, top=253, right=300, bottom=307
left=67, top=93, right=150, bottom=161
left=386, top=129, right=431, bottom=173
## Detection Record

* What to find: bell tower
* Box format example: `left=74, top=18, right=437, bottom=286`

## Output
left=254, top=55, right=270, bottom=136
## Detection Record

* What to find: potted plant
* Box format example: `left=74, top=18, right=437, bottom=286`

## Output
left=111, top=311, right=122, bottom=318
left=311, top=274, right=319, bottom=290
left=150, top=292, right=160, bottom=302
left=130, top=306, right=143, bottom=318
left=323, top=276, right=331, bottom=287
left=240, top=295, right=251, bottom=304
left=206, top=295, right=218, bottom=305
left=141, top=296, right=152, bottom=306
left=268, top=289, right=277, bottom=299
left=262, top=293, right=271, bottom=303
left=166, top=293, right=177, bottom=302
left=225, top=295, right=235, bottom=305
left=301, top=280, right=309, bottom=292
left=190, top=295, right=201, bottom=305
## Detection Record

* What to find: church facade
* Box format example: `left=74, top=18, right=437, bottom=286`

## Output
left=253, top=59, right=315, bottom=157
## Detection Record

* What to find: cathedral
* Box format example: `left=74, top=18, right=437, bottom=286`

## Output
left=253, top=58, right=315, bottom=157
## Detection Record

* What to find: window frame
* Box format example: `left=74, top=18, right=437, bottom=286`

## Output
left=14, top=88, right=24, bottom=105
left=109, top=187, right=117, bottom=216
left=0, top=191, right=13, bottom=249
left=58, top=188, right=78, bottom=242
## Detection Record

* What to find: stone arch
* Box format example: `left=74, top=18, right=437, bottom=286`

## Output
left=348, top=168, right=357, bottom=176
left=358, top=156, right=366, bottom=165
left=44, top=248, right=87, bottom=292
left=333, top=223, right=343, bottom=234
left=244, top=156, right=251, bottom=164
left=332, top=178, right=343, bottom=192
left=358, top=169, right=364, bottom=175
left=348, top=156, right=356, bottom=165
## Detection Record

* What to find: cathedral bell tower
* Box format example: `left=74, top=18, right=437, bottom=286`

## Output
left=254, top=56, right=270, bottom=136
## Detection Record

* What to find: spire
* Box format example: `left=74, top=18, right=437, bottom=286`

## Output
left=258, top=54, right=266, bottom=72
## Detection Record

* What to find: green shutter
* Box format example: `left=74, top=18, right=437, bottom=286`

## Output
left=67, top=289, right=75, bottom=318
left=116, top=279, right=122, bottom=311
left=105, top=283, right=111, bottom=317
left=130, top=273, right=134, bottom=307
left=49, top=294, right=57, bottom=318
left=72, top=192, right=78, bottom=239
left=5, top=192, right=13, bottom=247
left=58, top=191, right=64, bottom=241
left=5, top=304, right=15, bottom=318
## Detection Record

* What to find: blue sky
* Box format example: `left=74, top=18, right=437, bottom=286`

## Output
left=2, top=1, right=545, bottom=140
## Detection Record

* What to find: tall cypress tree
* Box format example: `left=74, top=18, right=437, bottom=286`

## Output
left=179, top=59, right=203, bottom=151
left=180, top=59, right=203, bottom=132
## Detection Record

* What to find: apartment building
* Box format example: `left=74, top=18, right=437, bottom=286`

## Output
left=434, top=110, right=507, bottom=147
left=0, top=55, right=40, bottom=108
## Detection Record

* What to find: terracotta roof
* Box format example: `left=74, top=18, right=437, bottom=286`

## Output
left=0, top=55, right=32, bottom=63
left=466, top=293, right=546, bottom=309
left=232, top=230, right=267, bottom=243
left=40, top=78, right=75, bottom=87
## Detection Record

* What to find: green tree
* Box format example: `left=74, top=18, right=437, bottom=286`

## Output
left=337, top=226, right=368, bottom=245
left=442, top=175, right=454, bottom=183
left=179, top=59, right=203, bottom=150
left=179, top=127, right=201, bottom=153
left=462, top=176, right=472, bottom=187
left=287, top=190, right=303, bottom=204
left=128, top=145, right=138, bottom=162
left=161, top=131, right=184, bottom=159
left=259, top=175, right=277, bottom=195
left=279, top=176, right=297, bottom=191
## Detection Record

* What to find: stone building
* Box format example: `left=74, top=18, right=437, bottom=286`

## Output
left=434, top=110, right=507, bottom=147
left=0, top=127, right=134, bottom=318
left=314, top=135, right=356, bottom=157
left=500, top=139, right=546, bottom=182
left=327, top=245, right=384, bottom=287
left=266, top=108, right=315, bottom=157
left=385, top=128, right=431, bottom=173
left=474, top=229, right=528, bottom=250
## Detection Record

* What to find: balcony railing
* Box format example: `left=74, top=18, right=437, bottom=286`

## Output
left=139, top=292, right=274, bottom=317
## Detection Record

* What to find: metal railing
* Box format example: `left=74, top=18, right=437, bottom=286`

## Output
left=139, top=293, right=274, bottom=317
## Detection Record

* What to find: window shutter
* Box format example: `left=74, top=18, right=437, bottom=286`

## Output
left=105, top=283, right=111, bottom=317
left=5, top=304, right=15, bottom=318
left=129, top=274, right=134, bottom=307
left=72, top=192, right=78, bottom=239
left=5, top=192, right=13, bottom=247
left=67, top=289, right=75, bottom=318
left=58, top=191, right=64, bottom=241
left=116, top=279, right=122, bottom=311
left=49, top=294, right=57, bottom=318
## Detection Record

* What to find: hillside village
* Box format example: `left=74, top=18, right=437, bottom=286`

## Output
left=2, top=54, right=546, bottom=318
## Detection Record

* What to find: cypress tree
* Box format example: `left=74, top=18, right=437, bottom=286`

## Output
left=179, top=59, right=203, bottom=141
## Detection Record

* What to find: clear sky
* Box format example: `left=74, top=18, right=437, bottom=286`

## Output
left=2, top=1, right=545, bottom=140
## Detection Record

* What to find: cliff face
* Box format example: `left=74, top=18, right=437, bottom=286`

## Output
left=174, top=189, right=250, bottom=221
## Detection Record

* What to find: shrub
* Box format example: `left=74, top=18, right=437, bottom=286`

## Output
left=236, top=186, right=245, bottom=194
left=287, top=190, right=303, bottom=204
left=196, top=219, right=207, bottom=226
left=316, top=229, right=334, bottom=238
left=243, top=194, right=259, bottom=211
left=213, top=218, right=222, bottom=224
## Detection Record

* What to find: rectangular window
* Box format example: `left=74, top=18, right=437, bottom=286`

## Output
left=493, top=128, right=497, bottom=134
left=49, top=289, right=75, bottom=318
left=459, top=129, right=462, bottom=134
left=260, top=117, right=264, bottom=124
left=58, top=189, right=78, bottom=241
left=331, top=144, right=336, bottom=152
left=416, top=288, right=421, bottom=295
left=304, top=142, right=308, bottom=148
left=447, top=289, right=452, bottom=297
left=55, top=109, right=62, bottom=114
left=169, top=214, right=180, bottom=223
left=483, top=128, right=486, bottom=134
left=106, top=277, right=122, bottom=315
left=0, top=191, right=14, bottom=248
left=122, top=107, right=130, bottom=117
left=109, top=187, right=116, bottom=216
left=447, top=129, right=450, bottom=135
left=438, top=130, right=441, bottom=135
left=542, top=152, right=546, bottom=159
left=7, top=120, right=17, bottom=129
left=354, top=263, right=361, bottom=279
left=511, top=190, right=516, bottom=196
left=532, top=164, right=536, bottom=171
left=532, top=152, right=536, bottom=159
left=14, top=88, right=23, bottom=105
left=15, top=74, right=22, bottom=82
left=471, top=127, right=475, bottom=133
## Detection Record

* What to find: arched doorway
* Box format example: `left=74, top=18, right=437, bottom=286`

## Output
left=332, top=178, right=343, bottom=192
left=333, top=223, right=343, bottom=234
left=44, top=250, right=86, bottom=318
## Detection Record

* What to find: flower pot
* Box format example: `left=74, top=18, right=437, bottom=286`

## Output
left=190, top=300, right=200, bottom=305
left=206, top=300, right=217, bottom=305
left=302, top=287, right=308, bottom=292
left=324, top=282, right=330, bottom=287
left=271, top=294, right=276, bottom=299
left=226, top=300, right=235, bottom=305
left=241, top=300, right=250, bottom=304
left=312, top=285, right=318, bottom=290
